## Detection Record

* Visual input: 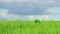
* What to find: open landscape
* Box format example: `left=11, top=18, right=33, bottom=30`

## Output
left=0, top=20, right=60, bottom=34
left=0, top=0, right=60, bottom=34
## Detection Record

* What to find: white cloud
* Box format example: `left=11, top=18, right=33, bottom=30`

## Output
left=0, top=8, right=8, bottom=16
left=0, top=0, right=34, bottom=2
left=41, top=15, right=48, bottom=20
left=0, top=8, right=21, bottom=20
left=0, top=0, right=56, bottom=3
left=46, top=7, right=60, bottom=15
left=0, top=8, right=48, bottom=20
left=0, top=0, right=10, bottom=2
left=16, top=0, right=31, bottom=2
left=0, top=14, right=21, bottom=20
left=23, top=15, right=48, bottom=20
left=46, top=8, right=54, bottom=15
left=4, top=14, right=21, bottom=20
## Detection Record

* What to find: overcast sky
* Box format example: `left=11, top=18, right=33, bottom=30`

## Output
left=0, top=0, right=60, bottom=20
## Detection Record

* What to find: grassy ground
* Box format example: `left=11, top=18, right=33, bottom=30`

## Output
left=0, top=20, right=60, bottom=34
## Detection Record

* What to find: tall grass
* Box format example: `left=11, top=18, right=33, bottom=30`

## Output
left=0, top=20, right=60, bottom=34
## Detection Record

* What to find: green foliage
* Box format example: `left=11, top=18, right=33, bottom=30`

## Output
left=35, top=19, right=41, bottom=23
left=0, top=21, right=59, bottom=34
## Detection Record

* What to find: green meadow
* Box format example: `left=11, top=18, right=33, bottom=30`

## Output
left=0, top=20, right=60, bottom=34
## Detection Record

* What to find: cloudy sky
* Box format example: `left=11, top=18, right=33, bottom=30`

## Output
left=0, top=0, right=60, bottom=20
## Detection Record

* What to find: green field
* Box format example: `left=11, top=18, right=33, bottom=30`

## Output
left=0, top=20, right=60, bottom=34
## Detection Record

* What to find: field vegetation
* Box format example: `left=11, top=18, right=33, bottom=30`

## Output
left=0, top=20, right=60, bottom=34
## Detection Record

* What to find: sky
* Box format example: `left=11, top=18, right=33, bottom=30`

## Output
left=0, top=0, right=60, bottom=20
